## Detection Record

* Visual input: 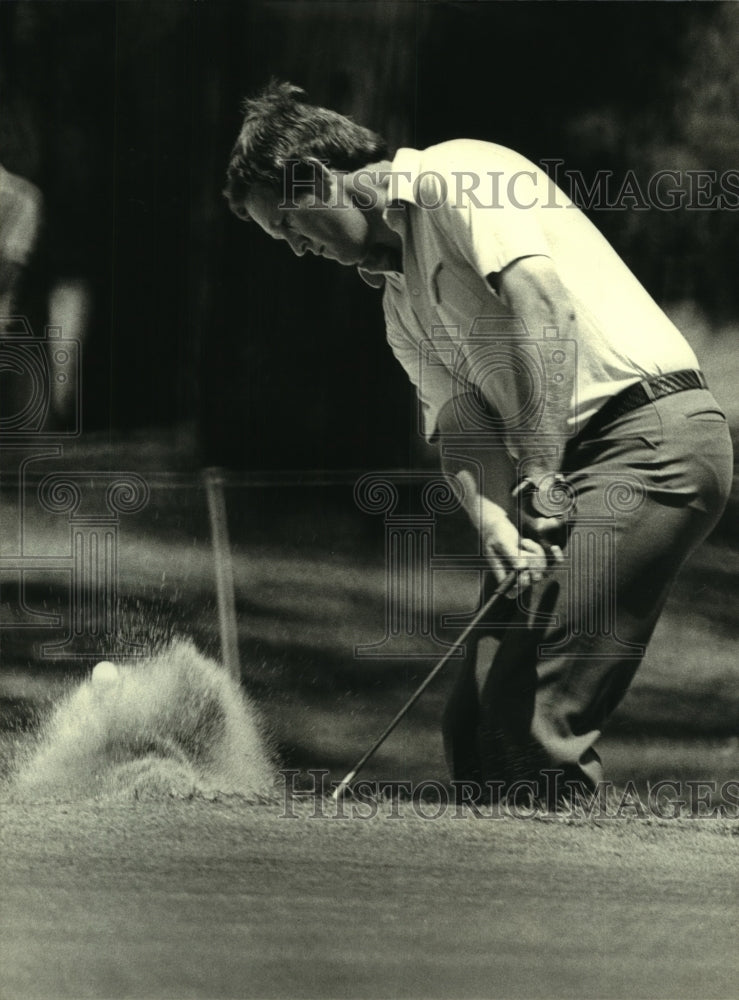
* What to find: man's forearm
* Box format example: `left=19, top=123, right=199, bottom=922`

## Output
left=436, top=396, right=516, bottom=516
left=494, top=257, right=578, bottom=486
left=512, top=306, right=576, bottom=485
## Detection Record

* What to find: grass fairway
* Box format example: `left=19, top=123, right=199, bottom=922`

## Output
left=1, top=430, right=737, bottom=1000
left=1, top=797, right=737, bottom=1000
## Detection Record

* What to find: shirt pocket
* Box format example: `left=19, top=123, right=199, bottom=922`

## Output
left=683, top=404, right=727, bottom=422
left=431, top=262, right=492, bottom=327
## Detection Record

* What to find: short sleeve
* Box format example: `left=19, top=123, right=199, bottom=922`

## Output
left=414, top=147, right=551, bottom=279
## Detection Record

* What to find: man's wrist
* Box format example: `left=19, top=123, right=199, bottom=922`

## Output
left=511, top=471, right=564, bottom=496
left=512, top=473, right=572, bottom=518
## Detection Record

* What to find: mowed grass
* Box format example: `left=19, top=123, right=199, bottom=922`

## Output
left=0, top=796, right=737, bottom=1000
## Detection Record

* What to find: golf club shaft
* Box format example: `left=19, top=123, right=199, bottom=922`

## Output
left=330, top=570, right=519, bottom=800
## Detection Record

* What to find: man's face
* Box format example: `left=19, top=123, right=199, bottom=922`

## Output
left=243, top=180, right=371, bottom=266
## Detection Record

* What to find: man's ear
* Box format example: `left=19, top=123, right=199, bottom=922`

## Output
left=305, top=157, right=335, bottom=204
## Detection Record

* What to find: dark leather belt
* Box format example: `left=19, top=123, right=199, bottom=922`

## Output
left=580, top=369, right=708, bottom=439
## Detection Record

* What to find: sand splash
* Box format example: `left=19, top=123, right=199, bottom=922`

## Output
left=10, top=641, right=276, bottom=801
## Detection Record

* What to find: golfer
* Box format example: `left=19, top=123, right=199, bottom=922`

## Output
left=224, top=82, right=732, bottom=803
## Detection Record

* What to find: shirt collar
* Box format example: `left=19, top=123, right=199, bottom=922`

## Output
left=356, top=147, right=422, bottom=287
left=383, top=147, right=424, bottom=222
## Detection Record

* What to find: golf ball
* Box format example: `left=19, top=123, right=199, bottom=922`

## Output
left=92, top=660, right=120, bottom=685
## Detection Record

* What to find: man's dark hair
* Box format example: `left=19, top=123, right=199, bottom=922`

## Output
left=223, top=80, right=390, bottom=217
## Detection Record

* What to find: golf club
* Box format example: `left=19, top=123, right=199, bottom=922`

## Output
left=330, top=569, right=519, bottom=800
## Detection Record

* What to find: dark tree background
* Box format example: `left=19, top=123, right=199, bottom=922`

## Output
left=1, top=1, right=736, bottom=468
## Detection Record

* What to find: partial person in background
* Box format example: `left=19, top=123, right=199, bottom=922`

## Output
left=222, top=82, right=733, bottom=804
left=0, top=163, right=43, bottom=427
left=0, top=162, right=42, bottom=324
left=0, top=163, right=89, bottom=427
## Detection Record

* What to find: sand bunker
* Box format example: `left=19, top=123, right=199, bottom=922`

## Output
left=10, top=641, right=276, bottom=801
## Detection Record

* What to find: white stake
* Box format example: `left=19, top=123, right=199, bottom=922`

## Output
left=203, top=467, right=241, bottom=681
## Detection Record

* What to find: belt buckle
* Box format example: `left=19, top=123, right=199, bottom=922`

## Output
left=640, top=378, right=657, bottom=402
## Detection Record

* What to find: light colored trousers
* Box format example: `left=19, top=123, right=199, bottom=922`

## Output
left=442, top=388, right=733, bottom=801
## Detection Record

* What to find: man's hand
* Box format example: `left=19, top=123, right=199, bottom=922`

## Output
left=456, top=470, right=558, bottom=591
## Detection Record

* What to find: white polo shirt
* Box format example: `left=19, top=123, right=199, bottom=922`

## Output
left=359, top=141, right=698, bottom=444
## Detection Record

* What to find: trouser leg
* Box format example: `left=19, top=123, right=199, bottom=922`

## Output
left=441, top=574, right=515, bottom=787
left=475, top=496, right=695, bottom=799
left=444, top=390, right=733, bottom=800
left=442, top=653, right=482, bottom=785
